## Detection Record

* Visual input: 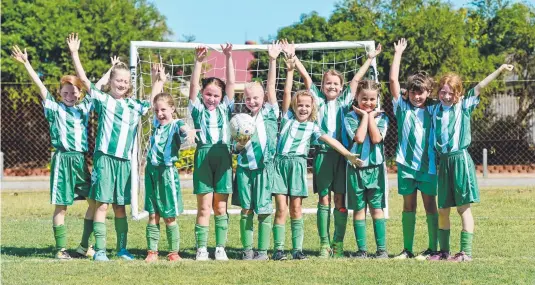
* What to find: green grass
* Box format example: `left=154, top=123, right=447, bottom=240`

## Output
left=2, top=187, right=535, bottom=284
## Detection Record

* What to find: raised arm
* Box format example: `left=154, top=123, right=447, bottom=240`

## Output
left=282, top=53, right=295, bottom=114
left=189, top=46, right=207, bottom=102
left=67, top=33, right=91, bottom=91
left=281, top=39, right=312, bottom=90
left=95, top=56, right=121, bottom=90
left=319, top=135, right=363, bottom=167
left=389, top=39, right=407, bottom=100
left=350, top=44, right=382, bottom=94
left=267, top=40, right=282, bottom=105
left=221, top=43, right=235, bottom=101
left=352, top=107, right=369, bottom=144
left=367, top=110, right=384, bottom=144
left=11, top=46, right=47, bottom=100
left=474, top=64, right=514, bottom=96
left=150, top=62, right=167, bottom=105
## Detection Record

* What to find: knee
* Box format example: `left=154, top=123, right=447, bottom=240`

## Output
left=241, top=209, right=253, bottom=215
left=148, top=214, right=158, bottom=224
left=198, top=203, right=212, bottom=217
left=113, top=205, right=126, bottom=215
left=333, top=194, right=344, bottom=208
left=290, top=204, right=302, bottom=217
left=319, top=194, right=330, bottom=205
left=438, top=208, right=450, bottom=217
left=96, top=203, right=109, bottom=212
left=370, top=208, right=384, bottom=219
left=163, top=217, right=176, bottom=225
left=456, top=205, right=470, bottom=216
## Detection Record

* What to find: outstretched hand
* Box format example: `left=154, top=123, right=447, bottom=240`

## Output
left=151, top=62, right=167, bottom=83
left=195, top=46, right=208, bottom=62
left=500, top=64, right=514, bottom=72
left=184, top=129, right=200, bottom=145
left=220, top=43, right=233, bottom=57
left=268, top=40, right=282, bottom=60
left=110, top=56, right=121, bottom=66
left=66, top=33, right=80, bottom=53
left=346, top=153, right=364, bottom=168
left=11, top=45, right=28, bottom=64
left=394, top=38, right=407, bottom=54
left=367, top=43, right=382, bottom=59
left=281, top=39, right=295, bottom=58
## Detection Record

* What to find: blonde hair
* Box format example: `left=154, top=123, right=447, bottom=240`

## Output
left=244, top=81, right=265, bottom=98
left=321, top=69, right=344, bottom=89
left=290, top=90, right=318, bottom=122
left=153, top=92, right=178, bottom=118
left=438, top=73, right=464, bottom=104
left=101, top=62, right=133, bottom=97
left=59, top=75, right=85, bottom=99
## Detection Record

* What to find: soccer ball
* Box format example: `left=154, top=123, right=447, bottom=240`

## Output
left=229, top=113, right=256, bottom=141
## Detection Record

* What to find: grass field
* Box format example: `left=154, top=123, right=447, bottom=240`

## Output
left=2, top=186, right=535, bottom=284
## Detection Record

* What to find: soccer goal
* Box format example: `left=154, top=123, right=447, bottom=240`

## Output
left=128, top=40, right=389, bottom=220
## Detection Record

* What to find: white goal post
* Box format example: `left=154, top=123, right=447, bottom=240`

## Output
left=128, top=40, right=389, bottom=220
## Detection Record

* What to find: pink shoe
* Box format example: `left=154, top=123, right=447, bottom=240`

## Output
left=428, top=251, right=451, bottom=261
left=447, top=251, right=472, bottom=262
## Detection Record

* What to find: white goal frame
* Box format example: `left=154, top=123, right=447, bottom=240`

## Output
left=128, top=40, right=388, bottom=220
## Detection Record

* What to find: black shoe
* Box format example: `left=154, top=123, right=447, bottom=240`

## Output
left=292, top=251, right=308, bottom=260
left=394, top=249, right=415, bottom=259
left=352, top=250, right=368, bottom=259
left=375, top=249, right=389, bottom=259
left=272, top=250, right=287, bottom=261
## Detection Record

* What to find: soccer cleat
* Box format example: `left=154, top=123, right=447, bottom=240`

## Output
left=331, top=242, right=345, bottom=258
left=352, top=250, right=368, bottom=259
left=74, top=245, right=95, bottom=259
left=167, top=252, right=182, bottom=262
left=271, top=250, right=287, bottom=261
left=195, top=247, right=209, bottom=261
left=242, top=249, right=254, bottom=260
left=215, top=246, right=229, bottom=261
left=319, top=245, right=331, bottom=258
left=375, top=250, right=389, bottom=259
left=93, top=250, right=110, bottom=261
left=145, top=250, right=159, bottom=263
left=447, top=251, right=472, bottom=262
left=428, top=250, right=451, bottom=261
left=55, top=248, right=72, bottom=260
left=252, top=251, right=269, bottom=261
left=415, top=248, right=436, bottom=261
left=291, top=251, right=308, bottom=260
left=116, top=248, right=134, bottom=261
left=393, top=249, right=415, bottom=260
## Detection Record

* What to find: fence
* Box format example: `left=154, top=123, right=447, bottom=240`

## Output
left=1, top=81, right=534, bottom=176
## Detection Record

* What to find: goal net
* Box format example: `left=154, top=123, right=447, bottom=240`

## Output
left=128, top=40, right=387, bottom=220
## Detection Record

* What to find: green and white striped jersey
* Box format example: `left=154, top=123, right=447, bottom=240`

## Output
left=432, top=88, right=479, bottom=154
left=189, top=93, right=234, bottom=146
left=344, top=111, right=389, bottom=167
left=276, top=110, right=324, bottom=157
left=309, top=85, right=353, bottom=147
left=147, top=117, right=187, bottom=166
left=89, top=84, right=150, bottom=160
left=236, top=103, right=279, bottom=170
left=393, top=97, right=438, bottom=175
left=43, top=91, right=93, bottom=153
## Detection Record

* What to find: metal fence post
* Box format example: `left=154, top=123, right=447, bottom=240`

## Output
left=0, top=152, right=4, bottom=179
left=483, top=148, right=488, bottom=178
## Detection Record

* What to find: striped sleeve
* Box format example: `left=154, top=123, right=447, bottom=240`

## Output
left=311, top=123, right=323, bottom=141
left=309, top=84, right=325, bottom=102
left=174, top=119, right=187, bottom=141
left=188, top=94, right=203, bottom=117
left=392, top=94, right=408, bottom=116
left=88, top=83, right=107, bottom=102
left=42, top=91, right=58, bottom=122
left=223, top=95, right=235, bottom=113
left=339, top=86, right=354, bottom=107
left=263, top=102, right=280, bottom=119
left=462, top=88, right=479, bottom=113
left=377, top=114, right=389, bottom=138
left=344, top=112, right=359, bottom=139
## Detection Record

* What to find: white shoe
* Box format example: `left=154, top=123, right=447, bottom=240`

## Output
left=75, top=245, right=95, bottom=259
left=196, top=247, right=209, bottom=261
left=214, top=246, right=229, bottom=261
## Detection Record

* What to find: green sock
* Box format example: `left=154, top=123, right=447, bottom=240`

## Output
left=333, top=208, right=348, bottom=243
left=240, top=213, right=254, bottom=250
left=80, top=219, right=93, bottom=248
left=439, top=229, right=451, bottom=252
left=427, top=213, right=439, bottom=251
left=460, top=231, right=473, bottom=256
left=402, top=211, right=416, bottom=252
left=195, top=224, right=209, bottom=248
left=146, top=224, right=160, bottom=251
left=53, top=224, right=67, bottom=250
left=258, top=214, right=272, bottom=253
left=291, top=218, right=304, bottom=252
left=93, top=222, right=107, bottom=251
left=114, top=217, right=128, bottom=251
left=273, top=223, right=285, bottom=250
left=166, top=224, right=180, bottom=253
left=354, top=220, right=367, bottom=251
left=215, top=214, right=229, bottom=247
left=317, top=203, right=330, bottom=246
left=373, top=218, right=387, bottom=251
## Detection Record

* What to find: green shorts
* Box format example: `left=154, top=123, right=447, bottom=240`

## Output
left=50, top=151, right=90, bottom=205
left=272, top=155, right=308, bottom=197
left=313, top=148, right=347, bottom=197
left=193, top=144, right=233, bottom=195
left=144, top=163, right=184, bottom=218
left=397, top=163, right=437, bottom=196
left=89, top=151, right=131, bottom=205
left=232, top=162, right=274, bottom=215
left=347, top=164, right=386, bottom=211
left=438, top=150, right=480, bottom=208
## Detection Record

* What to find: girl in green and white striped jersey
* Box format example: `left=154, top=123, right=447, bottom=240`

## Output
left=68, top=33, right=159, bottom=261
left=11, top=45, right=114, bottom=260
left=344, top=80, right=389, bottom=259
left=189, top=44, right=235, bottom=261
left=144, top=65, right=197, bottom=262
left=428, top=65, right=513, bottom=262
left=289, top=40, right=383, bottom=258
left=389, top=38, right=440, bottom=261
left=232, top=42, right=282, bottom=261
left=271, top=52, right=362, bottom=261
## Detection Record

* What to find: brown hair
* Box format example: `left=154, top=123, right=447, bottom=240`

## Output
left=321, top=69, right=344, bottom=89
left=59, top=75, right=85, bottom=99
left=438, top=73, right=464, bottom=104
left=353, top=80, right=381, bottom=106
left=153, top=92, right=178, bottom=118
left=407, top=71, right=434, bottom=94
left=101, top=62, right=133, bottom=97
left=201, top=77, right=226, bottom=94
left=290, top=90, right=318, bottom=122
